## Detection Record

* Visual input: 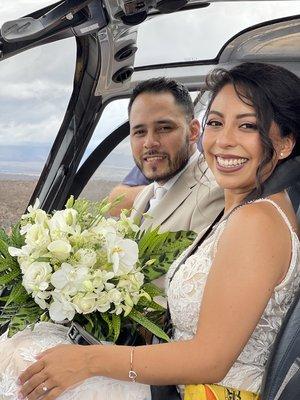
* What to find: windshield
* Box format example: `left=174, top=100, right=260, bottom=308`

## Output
left=135, top=1, right=299, bottom=66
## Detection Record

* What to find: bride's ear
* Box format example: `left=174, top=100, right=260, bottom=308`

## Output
left=278, top=134, right=296, bottom=160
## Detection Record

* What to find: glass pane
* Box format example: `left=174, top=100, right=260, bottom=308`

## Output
left=135, top=1, right=299, bottom=66
left=0, top=0, right=56, bottom=25
left=0, top=33, right=75, bottom=229
left=80, top=136, right=135, bottom=202
left=79, top=99, right=134, bottom=201
left=82, top=99, right=130, bottom=165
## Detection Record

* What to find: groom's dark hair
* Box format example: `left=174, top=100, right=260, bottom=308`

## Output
left=128, top=77, right=194, bottom=121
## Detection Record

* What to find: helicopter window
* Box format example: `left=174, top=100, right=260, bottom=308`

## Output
left=0, top=38, right=76, bottom=229
left=135, top=1, right=299, bottom=67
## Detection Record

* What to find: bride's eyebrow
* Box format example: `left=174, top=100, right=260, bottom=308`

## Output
left=236, top=113, right=256, bottom=119
left=207, top=110, right=223, bottom=117
left=207, top=110, right=257, bottom=119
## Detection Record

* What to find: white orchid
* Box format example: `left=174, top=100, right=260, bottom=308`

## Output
left=107, top=236, right=139, bottom=276
left=96, top=292, right=111, bottom=313
left=49, top=292, right=76, bottom=322
left=117, top=272, right=144, bottom=292
left=50, top=262, right=88, bottom=295
left=93, top=270, right=115, bottom=292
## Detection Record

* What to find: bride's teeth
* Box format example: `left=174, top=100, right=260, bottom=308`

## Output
left=216, top=157, right=247, bottom=168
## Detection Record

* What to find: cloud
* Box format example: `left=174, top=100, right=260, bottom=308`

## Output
left=0, top=2, right=75, bottom=147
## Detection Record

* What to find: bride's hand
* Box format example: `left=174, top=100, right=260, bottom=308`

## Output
left=18, top=344, right=93, bottom=400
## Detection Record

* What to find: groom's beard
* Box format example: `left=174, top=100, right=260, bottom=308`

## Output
left=134, top=138, right=190, bottom=184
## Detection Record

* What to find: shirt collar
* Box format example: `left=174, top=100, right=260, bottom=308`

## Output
left=153, top=149, right=200, bottom=193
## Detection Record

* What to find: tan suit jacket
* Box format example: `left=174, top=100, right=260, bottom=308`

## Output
left=131, top=155, right=224, bottom=234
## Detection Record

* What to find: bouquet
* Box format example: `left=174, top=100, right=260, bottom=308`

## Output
left=0, top=196, right=196, bottom=344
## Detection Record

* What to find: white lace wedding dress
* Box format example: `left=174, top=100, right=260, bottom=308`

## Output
left=1, top=199, right=299, bottom=399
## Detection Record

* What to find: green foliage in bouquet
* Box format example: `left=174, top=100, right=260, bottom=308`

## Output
left=0, top=225, right=44, bottom=336
left=0, top=197, right=196, bottom=344
left=137, top=227, right=197, bottom=282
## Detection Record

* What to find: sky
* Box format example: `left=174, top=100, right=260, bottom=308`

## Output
left=0, top=0, right=299, bottom=173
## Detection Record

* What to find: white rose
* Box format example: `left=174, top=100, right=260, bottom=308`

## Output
left=23, top=261, right=52, bottom=294
left=47, top=240, right=72, bottom=261
left=108, top=238, right=139, bottom=276
left=25, top=224, right=51, bottom=251
left=74, top=248, right=97, bottom=268
left=108, top=288, right=123, bottom=307
left=73, top=293, right=97, bottom=314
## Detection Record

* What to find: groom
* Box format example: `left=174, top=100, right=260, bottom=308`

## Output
left=125, top=77, right=223, bottom=234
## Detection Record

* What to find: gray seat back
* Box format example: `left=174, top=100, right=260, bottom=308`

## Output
left=261, top=289, right=300, bottom=400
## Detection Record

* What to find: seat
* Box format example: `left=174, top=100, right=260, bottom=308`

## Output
left=260, top=289, right=300, bottom=400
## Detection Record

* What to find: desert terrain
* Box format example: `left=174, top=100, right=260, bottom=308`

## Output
left=0, top=177, right=117, bottom=230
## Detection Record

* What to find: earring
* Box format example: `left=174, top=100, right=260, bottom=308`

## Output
left=280, top=152, right=284, bottom=158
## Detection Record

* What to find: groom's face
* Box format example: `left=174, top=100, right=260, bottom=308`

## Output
left=129, top=92, right=199, bottom=184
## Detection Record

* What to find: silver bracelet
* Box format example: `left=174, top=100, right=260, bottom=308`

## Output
left=128, top=347, right=138, bottom=382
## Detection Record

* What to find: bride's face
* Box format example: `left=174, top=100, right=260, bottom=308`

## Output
left=202, top=84, right=284, bottom=195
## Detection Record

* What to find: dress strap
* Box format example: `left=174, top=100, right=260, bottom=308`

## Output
left=252, top=198, right=295, bottom=235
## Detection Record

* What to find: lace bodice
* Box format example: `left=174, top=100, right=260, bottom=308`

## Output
left=167, top=199, right=300, bottom=393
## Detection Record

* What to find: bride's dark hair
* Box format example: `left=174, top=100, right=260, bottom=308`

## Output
left=202, top=62, right=300, bottom=193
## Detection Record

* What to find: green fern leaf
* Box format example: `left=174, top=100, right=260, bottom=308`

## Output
left=101, top=312, right=113, bottom=339
left=0, top=229, right=12, bottom=246
left=0, top=257, right=19, bottom=273
left=142, top=282, right=165, bottom=298
left=112, top=314, right=121, bottom=342
left=139, top=230, right=196, bottom=281
left=0, top=238, right=12, bottom=259
left=7, top=302, right=43, bottom=337
left=11, top=224, right=25, bottom=247
left=0, top=268, right=21, bottom=288
left=129, top=309, right=170, bottom=342
left=6, top=281, right=28, bottom=306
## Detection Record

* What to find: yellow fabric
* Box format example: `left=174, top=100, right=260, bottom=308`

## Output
left=184, top=384, right=260, bottom=400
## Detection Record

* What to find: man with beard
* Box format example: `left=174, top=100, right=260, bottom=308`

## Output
left=112, top=78, right=224, bottom=233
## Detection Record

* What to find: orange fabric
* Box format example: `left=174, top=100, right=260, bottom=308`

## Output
left=184, top=384, right=260, bottom=400
left=205, top=385, right=217, bottom=400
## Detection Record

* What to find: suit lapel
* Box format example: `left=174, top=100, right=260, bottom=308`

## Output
left=142, top=158, right=200, bottom=229
left=131, top=184, right=154, bottom=223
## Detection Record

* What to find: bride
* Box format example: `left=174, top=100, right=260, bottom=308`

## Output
left=1, top=62, right=300, bottom=400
